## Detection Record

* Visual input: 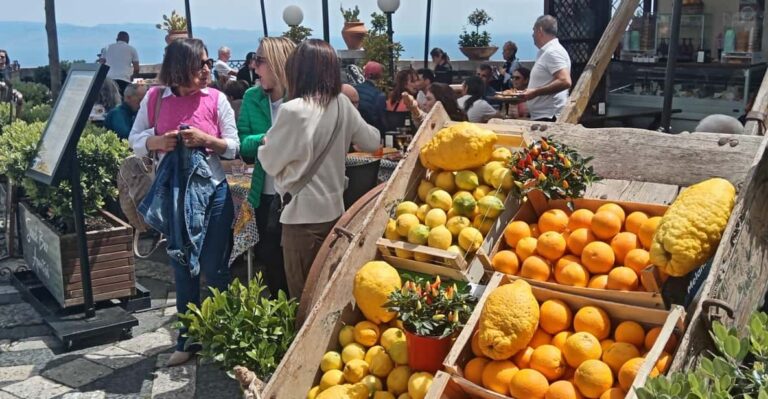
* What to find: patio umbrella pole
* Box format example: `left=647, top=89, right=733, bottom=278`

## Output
left=260, top=0, right=268, bottom=37
left=322, top=0, right=330, bottom=42
left=424, top=0, right=432, bottom=68
left=661, top=0, right=682, bottom=133
left=184, top=0, right=193, bottom=37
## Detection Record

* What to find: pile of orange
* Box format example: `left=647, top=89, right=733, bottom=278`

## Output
left=461, top=300, right=678, bottom=398
left=491, top=203, right=667, bottom=291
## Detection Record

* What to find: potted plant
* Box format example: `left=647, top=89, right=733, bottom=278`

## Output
left=282, top=25, right=313, bottom=44
left=458, top=9, right=498, bottom=61
left=156, top=10, right=188, bottom=44
left=340, top=5, right=366, bottom=50
left=361, top=12, right=403, bottom=87
left=385, top=275, right=477, bottom=373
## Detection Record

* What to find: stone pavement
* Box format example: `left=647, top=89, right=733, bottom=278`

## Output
left=0, top=247, right=245, bottom=398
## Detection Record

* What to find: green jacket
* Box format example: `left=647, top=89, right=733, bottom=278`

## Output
left=237, top=86, right=273, bottom=209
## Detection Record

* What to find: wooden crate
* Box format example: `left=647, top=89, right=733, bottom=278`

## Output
left=426, top=371, right=468, bottom=399
left=442, top=273, right=686, bottom=399
left=478, top=190, right=669, bottom=309
left=18, top=202, right=136, bottom=308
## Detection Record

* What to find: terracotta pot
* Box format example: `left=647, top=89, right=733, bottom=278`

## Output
left=459, top=46, right=499, bottom=61
left=404, top=329, right=453, bottom=374
left=342, top=22, right=367, bottom=50
left=165, top=30, right=189, bottom=44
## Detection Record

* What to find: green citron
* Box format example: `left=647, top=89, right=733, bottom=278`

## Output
left=455, top=170, right=480, bottom=191
left=395, top=201, right=419, bottom=217
left=452, top=192, right=477, bottom=217
left=477, top=196, right=505, bottom=218
left=446, top=216, right=471, bottom=237
left=424, top=208, right=447, bottom=228
left=426, top=189, right=452, bottom=211
left=407, top=225, right=430, bottom=245
left=428, top=225, right=453, bottom=250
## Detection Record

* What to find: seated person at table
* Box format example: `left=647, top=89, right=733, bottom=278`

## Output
left=105, top=83, right=147, bottom=139
left=694, top=114, right=745, bottom=135
left=458, top=77, right=500, bottom=123
left=236, top=52, right=259, bottom=86
left=477, top=64, right=501, bottom=94
left=415, top=68, right=435, bottom=110
left=341, top=84, right=360, bottom=109
left=223, top=80, right=250, bottom=120
left=386, top=69, right=418, bottom=112
left=403, top=83, right=467, bottom=128
left=509, top=66, right=530, bottom=119
left=355, top=61, right=387, bottom=136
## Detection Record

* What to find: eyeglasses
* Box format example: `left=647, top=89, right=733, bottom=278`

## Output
left=200, top=58, right=214, bottom=70
left=253, top=56, right=267, bottom=67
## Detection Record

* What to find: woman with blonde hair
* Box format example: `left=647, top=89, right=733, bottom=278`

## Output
left=237, top=36, right=295, bottom=296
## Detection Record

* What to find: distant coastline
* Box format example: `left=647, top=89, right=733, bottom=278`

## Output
left=0, top=21, right=536, bottom=67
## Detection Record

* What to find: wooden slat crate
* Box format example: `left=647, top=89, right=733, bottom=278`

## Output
left=441, top=273, right=686, bottom=399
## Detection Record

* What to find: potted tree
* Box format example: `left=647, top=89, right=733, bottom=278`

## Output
left=156, top=10, right=188, bottom=44
left=385, top=276, right=477, bottom=373
left=458, top=9, right=498, bottom=61
left=282, top=25, right=313, bottom=44
left=341, top=5, right=366, bottom=50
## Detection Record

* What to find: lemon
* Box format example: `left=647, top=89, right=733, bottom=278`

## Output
left=387, top=365, right=412, bottom=396
left=413, top=253, right=433, bottom=262
left=482, top=161, right=505, bottom=184
left=384, top=219, right=400, bottom=240
left=473, top=214, right=495, bottom=235
left=490, top=167, right=513, bottom=190
left=388, top=340, right=409, bottom=365
left=380, top=328, right=406, bottom=351
left=368, top=349, right=394, bottom=377
left=415, top=204, right=430, bottom=223
left=320, top=351, right=343, bottom=372
left=434, top=171, right=456, bottom=192
left=424, top=208, right=447, bottom=228
left=339, top=325, right=356, bottom=347
left=491, top=147, right=513, bottom=163
left=394, top=248, right=413, bottom=259
left=374, top=392, right=396, bottom=399
left=477, top=195, right=505, bottom=218
left=319, top=369, right=345, bottom=391
left=446, top=245, right=466, bottom=257
left=396, top=214, right=420, bottom=236
left=343, top=359, right=369, bottom=383
left=426, top=189, right=452, bottom=212
left=493, top=191, right=508, bottom=202
left=361, top=375, right=383, bottom=395
left=473, top=185, right=492, bottom=201
left=341, top=343, right=366, bottom=363
left=446, top=216, right=472, bottom=237
left=446, top=208, right=459, bottom=219
left=395, top=201, right=419, bottom=217
left=354, top=321, right=380, bottom=347
left=458, top=227, right=484, bottom=252
left=364, top=345, right=387, bottom=364
left=408, top=372, right=434, bottom=399
left=407, top=225, right=430, bottom=246
left=398, top=395, right=412, bottom=399
left=307, top=385, right=320, bottom=399
left=416, top=180, right=434, bottom=202
left=455, top=170, right=480, bottom=191
left=428, top=225, right=452, bottom=250
left=452, top=192, right=477, bottom=217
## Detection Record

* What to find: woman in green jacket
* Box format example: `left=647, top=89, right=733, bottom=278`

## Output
left=236, top=37, right=295, bottom=296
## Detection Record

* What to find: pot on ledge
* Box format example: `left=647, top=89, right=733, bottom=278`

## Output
left=342, top=22, right=367, bottom=50
left=165, top=30, right=189, bottom=44
left=459, top=46, right=499, bottom=61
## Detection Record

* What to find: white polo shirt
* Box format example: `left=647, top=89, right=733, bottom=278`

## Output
left=214, top=59, right=236, bottom=81
left=104, top=41, right=139, bottom=83
left=527, top=38, right=571, bottom=120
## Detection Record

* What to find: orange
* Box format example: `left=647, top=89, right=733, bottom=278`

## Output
left=610, top=232, right=640, bottom=265
left=568, top=209, right=594, bottom=232
left=655, top=351, right=671, bottom=373
left=546, top=380, right=583, bottom=399
left=599, top=388, right=626, bottom=399
left=481, top=360, right=519, bottom=395
left=597, top=203, right=626, bottom=225
left=624, top=211, right=649, bottom=235
left=492, top=250, right=520, bottom=275
left=464, top=357, right=490, bottom=385
left=530, top=329, right=554, bottom=348
left=574, top=306, right=611, bottom=340
left=618, top=357, right=657, bottom=392
left=531, top=223, right=541, bottom=238
left=644, top=327, right=678, bottom=352
left=513, top=346, right=534, bottom=369
left=521, top=256, right=552, bottom=282
left=614, top=321, right=645, bottom=348
left=530, top=345, right=567, bottom=381
left=574, top=359, right=613, bottom=399
left=556, top=263, right=591, bottom=288
left=516, top=237, right=539, bottom=262
left=567, top=228, right=597, bottom=256
left=540, top=299, right=574, bottom=335
left=581, top=242, right=615, bottom=274
left=552, top=331, right=573, bottom=351
left=555, top=255, right=582, bottom=273
left=624, top=248, right=651, bottom=274
left=590, top=211, right=622, bottom=241
left=637, top=216, right=662, bottom=249
left=602, top=342, right=640, bottom=374
left=509, top=368, right=550, bottom=399
left=599, top=339, right=615, bottom=353
left=539, top=209, right=570, bottom=233
left=471, top=330, right=483, bottom=356
left=537, top=232, right=567, bottom=261
left=504, top=221, right=532, bottom=248
left=563, top=332, right=602, bottom=368
left=605, top=267, right=639, bottom=291
left=588, top=275, right=609, bottom=289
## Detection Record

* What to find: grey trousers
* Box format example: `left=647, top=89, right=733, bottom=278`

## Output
left=281, top=219, right=337, bottom=299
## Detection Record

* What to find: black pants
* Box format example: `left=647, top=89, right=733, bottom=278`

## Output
left=115, top=79, right=130, bottom=97
left=255, top=194, right=289, bottom=297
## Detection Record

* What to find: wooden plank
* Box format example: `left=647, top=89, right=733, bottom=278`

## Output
left=488, top=119, right=763, bottom=188
left=743, top=62, right=768, bottom=136
left=63, top=251, right=133, bottom=267
left=377, top=238, right=467, bottom=270
left=425, top=371, right=466, bottom=399
left=63, top=257, right=134, bottom=275
left=560, top=0, right=642, bottom=123
left=584, top=179, right=632, bottom=200
left=65, top=273, right=133, bottom=290
left=64, top=265, right=135, bottom=283
left=66, top=280, right=135, bottom=297
left=63, top=288, right=135, bottom=307
left=61, top=242, right=131, bottom=258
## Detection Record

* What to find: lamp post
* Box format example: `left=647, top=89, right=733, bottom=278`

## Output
left=260, top=0, right=268, bottom=37
left=283, top=5, right=304, bottom=27
left=377, top=0, right=400, bottom=80
left=184, top=0, right=193, bottom=37
left=424, top=0, right=432, bottom=68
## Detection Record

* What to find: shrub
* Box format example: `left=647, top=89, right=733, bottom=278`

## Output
left=361, top=12, right=404, bottom=86
left=458, top=9, right=493, bottom=48
left=20, top=103, right=52, bottom=123
left=11, top=80, right=52, bottom=105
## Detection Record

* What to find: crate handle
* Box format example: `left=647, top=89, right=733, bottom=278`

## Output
left=701, top=298, right=735, bottom=331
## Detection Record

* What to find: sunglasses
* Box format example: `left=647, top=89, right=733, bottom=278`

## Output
left=200, top=58, right=214, bottom=70
left=254, top=56, right=267, bottom=67
left=512, top=76, right=523, bottom=80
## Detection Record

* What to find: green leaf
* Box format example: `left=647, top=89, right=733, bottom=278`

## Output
left=724, top=335, right=742, bottom=360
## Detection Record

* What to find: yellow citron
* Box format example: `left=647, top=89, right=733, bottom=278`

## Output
left=395, top=214, right=420, bottom=237
left=339, top=325, right=355, bottom=347
left=407, top=372, right=434, bottom=399
left=491, top=147, right=513, bottom=163
left=419, top=122, right=498, bottom=171
left=320, top=351, right=343, bottom=372
left=373, top=392, right=396, bottom=399
left=353, top=261, right=402, bottom=324
left=386, top=365, right=412, bottom=395
left=458, top=227, right=484, bottom=252
left=434, top=171, right=456, bottom=192
left=343, top=359, right=370, bottom=383
left=415, top=204, right=430, bottom=223
left=446, top=216, right=471, bottom=237
left=424, top=208, right=447, bottom=228
left=380, top=328, right=406, bottom=351
left=316, top=383, right=369, bottom=399
left=307, top=385, right=320, bottom=399
left=364, top=345, right=387, bottom=364
left=342, top=343, right=366, bottom=363
left=388, top=340, right=409, bottom=365
left=474, top=185, right=493, bottom=201
left=319, top=369, right=346, bottom=391
left=477, top=195, right=505, bottom=218
left=368, top=349, right=394, bottom=378
left=482, top=161, right=505, bottom=184
left=473, top=214, right=495, bottom=235
left=413, top=252, right=433, bottom=262
left=490, top=167, right=514, bottom=190
left=446, top=245, right=465, bottom=257
left=354, top=321, right=380, bottom=347
left=407, top=224, right=430, bottom=246
left=385, top=219, right=400, bottom=240
left=478, top=280, right=540, bottom=360
left=417, top=180, right=434, bottom=202
left=395, top=201, right=419, bottom=217
left=428, top=225, right=453, bottom=250
left=426, top=189, right=453, bottom=212
left=398, top=395, right=411, bottom=399
left=455, top=170, right=480, bottom=191
left=361, top=375, right=383, bottom=396
left=394, top=248, right=413, bottom=259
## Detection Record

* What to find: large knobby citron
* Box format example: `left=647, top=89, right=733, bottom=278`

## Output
left=353, top=261, right=402, bottom=324
left=478, top=279, right=540, bottom=360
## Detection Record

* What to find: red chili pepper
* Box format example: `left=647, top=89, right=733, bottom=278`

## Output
left=553, top=169, right=560, bottom=179
left=541, top=164, right=548, bottom=174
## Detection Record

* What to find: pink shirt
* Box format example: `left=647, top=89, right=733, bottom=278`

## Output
left=147, top=86, right=221, bottom=139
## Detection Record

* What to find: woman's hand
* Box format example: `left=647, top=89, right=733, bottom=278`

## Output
left=147, top=131, right=178, bottom=152
left=179, top=126, right=211, bottom=148
left=401, top=91, right=417, bottom=111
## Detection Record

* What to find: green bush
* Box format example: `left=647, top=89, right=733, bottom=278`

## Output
left=0, top=120, right=45, bottom=182
left=20, top=103, right=52, bottom=123
left=177, top=276, right=298, bottom=379
left=458, top=9, right=493, bottom=48
left=282, top=25, right=313, bottom=44
left=361, top=12, right=404, bottom=87
left=11, top=80, right=51, bottom=105
left=0, top=103, right=12, bottom=132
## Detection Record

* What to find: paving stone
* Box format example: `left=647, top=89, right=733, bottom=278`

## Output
left=1, top=376, right=72, bottom=398
left=162, top=306, right=177, bottom=317
left=3, top=335, right=61, bottom=352
left=0, top=391, right=20, bottom=399
left=42, top=358, right=113, bottom=388
left=85, top=346, right=145, bottom=370
left=116, top=330, right=174, bottom=357
left=0, top=340, right=8, bottom=352
left=0, top=303, right=43, bottom=328
left=78, top=356, right=156, bottom=398
left=60, top=391, right=107, bottom=399
left=150, top=354, right=196, bottom=399
left=0, top=324, right=52, bottom=340
left=0, top=285, right=19, bottom=305
left=194, top=361, right=241, bottom=399
left=0, top=365, right=35, bottom=382
left=0, top=347, right=56, bottom=367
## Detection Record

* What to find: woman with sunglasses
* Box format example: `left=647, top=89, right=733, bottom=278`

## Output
left=128, top=38, right=240, bottom=367
left=511, top=66, right=531, bottom=119
left=236, top=37, right=295, bottom=297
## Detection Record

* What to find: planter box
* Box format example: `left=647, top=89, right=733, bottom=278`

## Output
left=18, top=202, right=136, bottom=308
left=441, top=273, right=685, bottom=399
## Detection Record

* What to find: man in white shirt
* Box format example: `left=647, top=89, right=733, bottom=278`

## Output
left=101, top=31, right=140, bottom=96
left=521, top=15, right=572, bottom=121
left=214, top=46, right=237, bottom=85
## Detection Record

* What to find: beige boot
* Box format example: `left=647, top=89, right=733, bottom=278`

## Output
left=166, top=350, right=193, bottom=367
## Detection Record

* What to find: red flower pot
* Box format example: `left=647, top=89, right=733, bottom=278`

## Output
left=404, top=329, right=454, bottom=374
left=341, top=22, right=367, bottom=50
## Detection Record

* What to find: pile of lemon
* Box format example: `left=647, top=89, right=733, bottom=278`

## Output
left=308, top=320, right=434, bottom=399
left=384, top=147, right=514, bottom=262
